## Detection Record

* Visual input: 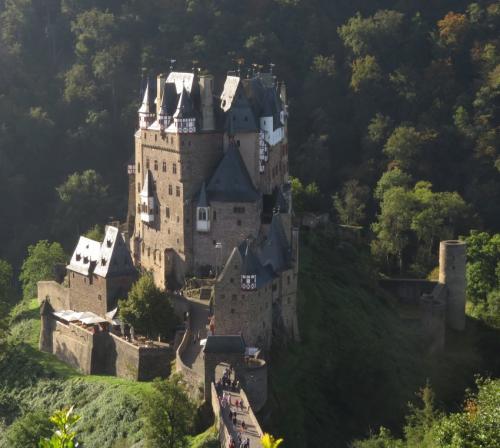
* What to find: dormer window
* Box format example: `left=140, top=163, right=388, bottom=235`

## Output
left=83, top=256, right=89, bottom=264
left=241, top=274, right=257, bottom=290
left=76, top=253, right=81, bottom=261
left=196, top=206, right=210, bottom=232
left=106, top=239, right=112, bottom=248
left=101, top=258, right=107, bottom=266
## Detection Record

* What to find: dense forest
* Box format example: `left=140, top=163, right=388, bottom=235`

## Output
left=0, top=0, right=499, bottom=271
left=1, top=0, right=500, bottom=447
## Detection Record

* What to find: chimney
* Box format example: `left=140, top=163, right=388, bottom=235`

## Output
left=199, top=74, right=215, bottom=131
left=156, top=73, right=167, bottom=116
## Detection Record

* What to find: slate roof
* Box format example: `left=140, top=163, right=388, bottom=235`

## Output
left=197, top=182, right=209, bottom=207
left=67, top=236, right=100, bottom=276
left=166, top=72, right=195, bottom=94
left=204, top=335, right=245, bottom=354
left=160, top=82, right=178, bottom=116
left=206, top=143, right=260, bottom=203
left=67, top=227, right=136, bottom=279
left=259, top=214, right=291, bottom=273
left=239, top=240, right=274, bottom=289
left=225, top=90, right=259, bottom=134
left=173, top=87, right=196, bottom=119
left=138, top=78, right=155, bottom=114
left=94, top=226, right=135, bottom=278
left=141, top=170, right=154, bottom=197
left=242, top=76, right=283, bottom=130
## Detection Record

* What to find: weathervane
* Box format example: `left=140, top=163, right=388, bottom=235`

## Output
left=270, top=62, right=275, bottom=74
left=169, top=59, right=176, bottom=71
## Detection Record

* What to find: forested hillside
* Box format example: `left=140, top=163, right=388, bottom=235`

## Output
left=0, top=0, right=499, bottom=269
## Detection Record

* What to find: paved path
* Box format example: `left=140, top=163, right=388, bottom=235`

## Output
left=180, top=296, right=209, bottom=378
left=215, top=364, right=262, bottom=448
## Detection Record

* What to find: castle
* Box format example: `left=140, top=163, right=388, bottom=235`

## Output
left=128, top=69, right=299, bottom=349
left=38, top=68, right=299, bottom=385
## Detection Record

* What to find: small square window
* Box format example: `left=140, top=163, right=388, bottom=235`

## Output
left=237, top=219, right=242, bottom=226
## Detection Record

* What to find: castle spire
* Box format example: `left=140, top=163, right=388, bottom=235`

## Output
left=138, top=78, right=155, bottom=129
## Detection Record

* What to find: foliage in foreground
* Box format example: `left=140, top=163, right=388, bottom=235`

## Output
left=143, top=374, right=196, bottom=448
left=39, top=407, right=81, bottom=448
left=353, top=378, right=500, bottom=448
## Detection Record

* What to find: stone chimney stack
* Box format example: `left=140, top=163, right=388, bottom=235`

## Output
left=439, top=240, right=467, bottom=331
left=199, top=74, right=215, bottom=131
left=156, top=73, right=167, bottom=116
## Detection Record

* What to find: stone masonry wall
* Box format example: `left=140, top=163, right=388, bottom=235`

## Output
left=134, top=130, right=223, bottom=286
left=68, top=271, right=107, bottom=315
left=214, top=254, right=273, bottom=349
left=380, top=279, right=438, bottom=306
left=38, top=281, right=70, bottom=311
left=52, top=321, right=95, bottom=374
left=192, top=200, right=262, bottom=272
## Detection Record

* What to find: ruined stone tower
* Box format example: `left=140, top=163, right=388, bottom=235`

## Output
left=439, top=240, right=467, bottom=331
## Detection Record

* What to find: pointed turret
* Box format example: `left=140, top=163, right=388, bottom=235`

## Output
left=196, top=182, right=210, bottom=232
left=140, top=170, right=155, bottom=223
left=138, top=78, right=156, bottom=129
left=173, top=86, right=196, bottom=133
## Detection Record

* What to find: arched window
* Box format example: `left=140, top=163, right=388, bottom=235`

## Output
left=198, top=208, right=207, bottom=221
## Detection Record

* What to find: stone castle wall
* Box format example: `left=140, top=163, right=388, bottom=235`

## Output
left=134, top=130, right=223, bottom=285
left=41, top=314, right=173, bottom=380
left=211, top=383, right=232, bottom=447
left=379, top=279, right=438, bottom=306
left=67, top=271, right=107, bottom=315
left=214, top=252, right=273, bottom=349
left=192, top=200, right=262, bottom=272
left=38, top=281, right=70, bottom=310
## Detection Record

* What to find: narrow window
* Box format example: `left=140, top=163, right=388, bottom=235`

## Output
left=137, top=162, right=141, bottom=173
left=176, top=186, right=180, bottom=197
left=237, top=219, right=242, bottom=226
left=169, top=185, right=173, bottom=195
left=162, top=161, right=167, bottom=172
left=138, top=183, right=141, bottom=193
left=213, top=210, right=217, bottom=221
left=154, top=160, right=158, bottom=171
left=146, top=158, right=150, bottom=169
left=173, top=163, right=177, bottom=174
left=165, top=207, right=170, bottom=218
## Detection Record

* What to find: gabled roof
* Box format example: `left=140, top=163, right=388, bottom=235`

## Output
left=225, top=90, right=259, bottom=134
left=67, top=236, right=100, bottom=276
left=94, top=226, right=135, bottom=278
left=242, top=76, right=284, bottom=129
left=173, top=87, right=196, bottom=119
left=206, top=144, right=260, bottom=203
left=67, top=227, right=136, bottom=279
left=259, top=214, right=291, bottom=273
left=204, top=335, right=245, bottom=354
left=141, top=170, right=154, bottom=198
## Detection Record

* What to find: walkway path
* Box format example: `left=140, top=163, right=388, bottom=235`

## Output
left=180, top=295, right=209, bottom=378
left=215, top=364, right=262, bottom=448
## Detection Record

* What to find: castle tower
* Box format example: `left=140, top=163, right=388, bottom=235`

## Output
left=439, top=240, right=467, bottom=331
left=199, top=74, right=215, bottom=131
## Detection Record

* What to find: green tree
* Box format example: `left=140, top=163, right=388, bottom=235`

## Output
left=0, top=259, right=13, bottom=305
left=55, top=170, right=110, bottom=240
left=143, top=374, right=196, bottom=448
left=350, top=55, right=382, bottom=92
left=290, top=177, right=321, bottom=215
left=372, top=187, right=416, bottom=272
left=39, top=407, right=80, bottom=448
left=119, top=274, right=176, bottom=339
left=374, top=168, right=412, bottom=200
left=84, top=224, right=105, bottom=242
left=383, top=126, right=428, bottom=170
left=333, top=179, right=369, bottom=226
left=19, top=240, right=66, bottom=300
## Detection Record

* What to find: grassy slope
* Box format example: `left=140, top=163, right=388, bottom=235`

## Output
left=265, top=229, right=493, bottom=447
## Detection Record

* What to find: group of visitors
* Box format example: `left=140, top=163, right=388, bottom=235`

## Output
left=229, top=434, right=250, bottom=448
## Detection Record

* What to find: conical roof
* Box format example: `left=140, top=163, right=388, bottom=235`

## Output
left=197, top=182, right=209, bottom=207
left=138, top=78, right=155, bottom=114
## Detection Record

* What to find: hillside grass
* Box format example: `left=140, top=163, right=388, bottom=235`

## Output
left=1, top=298, right=214, bottom=448
left=265, top=229, right=496, bottom=447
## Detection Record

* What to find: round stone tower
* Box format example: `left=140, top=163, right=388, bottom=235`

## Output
left=439, top=240, right=467, bottom=331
